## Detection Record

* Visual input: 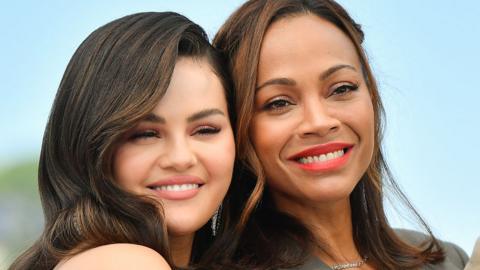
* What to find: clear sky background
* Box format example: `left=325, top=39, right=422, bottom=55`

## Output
left=0, top=0, right=478, bottom=255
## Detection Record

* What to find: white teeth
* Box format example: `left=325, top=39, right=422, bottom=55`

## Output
left=297, top=149, right=345, bottom=164
left=152, top=184, right=199, bottom=191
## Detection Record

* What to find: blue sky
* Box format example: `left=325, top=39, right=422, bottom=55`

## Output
left=1, top=0, right=478, bottom=255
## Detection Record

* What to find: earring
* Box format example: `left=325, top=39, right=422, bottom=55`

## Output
left=211, top=203, right=222, bottom=236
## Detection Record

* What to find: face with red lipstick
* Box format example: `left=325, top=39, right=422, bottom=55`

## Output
left=252, top=15, right=375, bottom=208
left=113, top=57, right=235, bottom=236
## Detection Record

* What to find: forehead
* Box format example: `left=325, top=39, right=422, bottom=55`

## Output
left=153, top=58, right=227, bottom=116
left=258, top=14, right=361, bottom=73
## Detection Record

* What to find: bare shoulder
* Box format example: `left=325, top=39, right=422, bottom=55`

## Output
left=55, top=244, right=171, bottom=270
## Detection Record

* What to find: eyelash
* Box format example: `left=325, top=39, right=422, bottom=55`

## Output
left=193, top=126, right=221, bottom=136
left=330, top=83, right=359, bottom=96
left=263, top=97, right=294, bottom=112
left=129, top=130, right=159, bottom=140
left=129, top=126, right=221, bottom=140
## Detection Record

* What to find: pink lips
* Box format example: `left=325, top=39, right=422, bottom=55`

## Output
left=147, top=175, right=203, bottom=200
left=288, top=142, right=353, bottom=172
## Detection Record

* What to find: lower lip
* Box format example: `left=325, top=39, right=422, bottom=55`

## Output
left=293, top=148, right=352, bottom=172
left=150, top=187, right=200, bottom=200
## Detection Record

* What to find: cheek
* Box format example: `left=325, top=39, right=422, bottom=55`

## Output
left=360, top=98, right=375, bottom=146
left=113, top=145, right=152, bottom=191
left=365, top=103, right=376, bottom=161
left=340, top=94, right=374, bottom=130
left=251, top=115, right=281, bottom=159
left=202, top=131, right=236, bottom=181
left=344, top=97, right=375, bottom=158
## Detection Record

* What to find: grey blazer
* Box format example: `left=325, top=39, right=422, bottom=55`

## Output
left=465, top=237, right=480, bottom=270
left=282, top=229, right=468, bottom=270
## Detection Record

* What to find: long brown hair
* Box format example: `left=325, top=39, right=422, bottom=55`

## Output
left=9, top=12, right=234, bottom=270
left=212, top=0, right=445, bottom=269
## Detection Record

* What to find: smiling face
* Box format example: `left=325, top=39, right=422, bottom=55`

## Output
left=252, top=14, right=375, bottom=209
left=113, top=57, right=235, bottom=236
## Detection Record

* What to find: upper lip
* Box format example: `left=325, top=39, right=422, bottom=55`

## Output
left=146, top=175, right=204, bottom=188
left=288, top=142, right=354, bottom=160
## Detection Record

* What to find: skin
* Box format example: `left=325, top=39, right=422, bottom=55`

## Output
left=55, top=244, right=172, bottom=270
left=252, top=14, right=375, bottom=268
left=114, top=57, right=235, bottom=266
left=58, top=57, right=235, bottom=269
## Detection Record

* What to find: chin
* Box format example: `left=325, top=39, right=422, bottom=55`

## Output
left=167, top=217, right=206, bottom=236
left=303, top=184, right=356, bottom=203
left=314, top=192, right=351, bottom=203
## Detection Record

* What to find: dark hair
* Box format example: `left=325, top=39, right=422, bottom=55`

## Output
left=212, top=0, right=445, bottom=269
left=9, top=11, right=233, bottom=270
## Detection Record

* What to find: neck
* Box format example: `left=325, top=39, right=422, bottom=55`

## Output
left=273, top=193, right=363, bottom=265
left=169, top=233, right=194, bottom=267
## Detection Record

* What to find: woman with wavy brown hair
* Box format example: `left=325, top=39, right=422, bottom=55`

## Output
left=9, top=12, right=236, bottom=270
left=212, top=0, right=468, bottom=269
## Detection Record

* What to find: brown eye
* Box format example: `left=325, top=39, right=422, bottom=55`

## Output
left=263, top=98, right=293, bottom=111
left=331, top=84, right=359, bottom=96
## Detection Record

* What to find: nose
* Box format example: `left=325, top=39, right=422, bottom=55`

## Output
left=157, top=137, right=197, bottom=171
left=296, top=99, right=340, bottom=138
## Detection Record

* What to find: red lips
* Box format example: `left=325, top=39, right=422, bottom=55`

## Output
left=288, top=142, right=353, bottom=172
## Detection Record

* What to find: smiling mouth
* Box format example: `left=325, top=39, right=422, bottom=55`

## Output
left=147, top=183, right=203, bottom=200
left=296, top=148, right=349, bottom=164
left=288, top=143, right=353, bottom=172
left=147, top=183, right=201, bottom=192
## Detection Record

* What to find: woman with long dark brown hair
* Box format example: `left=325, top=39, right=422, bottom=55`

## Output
left=9, top=12, right=236, bottom=270
left=212, top=0, right=468, bottom=269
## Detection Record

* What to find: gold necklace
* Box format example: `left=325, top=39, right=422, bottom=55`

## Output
left=330, top=256, right=368, bottom=270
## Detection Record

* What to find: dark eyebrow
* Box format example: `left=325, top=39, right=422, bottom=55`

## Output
left=187, top=108, right=225, bottom=123
left=143, top=113, right=166, bottom=124
left=141, top=109, right=225, bottom=125
left=320, top=64, right=357, bottom=80
left=256, top=64, right=357, bottom=92
left=256, top=78, right=296, bottom=92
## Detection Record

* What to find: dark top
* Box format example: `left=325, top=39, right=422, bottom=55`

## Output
left=280, top=229, right=469, bottom=270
